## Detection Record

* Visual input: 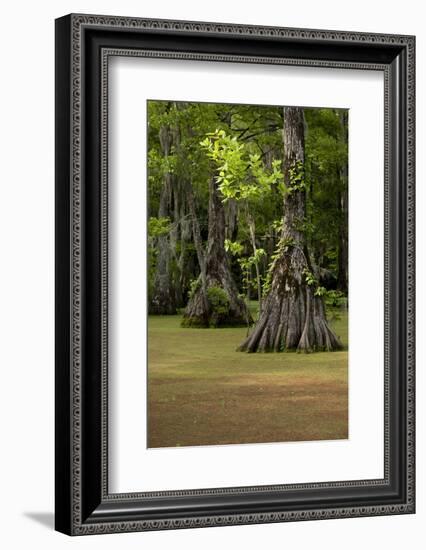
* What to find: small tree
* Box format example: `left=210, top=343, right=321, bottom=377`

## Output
left=200, top=130, right=283, bottom=314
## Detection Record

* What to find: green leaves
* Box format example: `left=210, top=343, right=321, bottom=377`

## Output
left=146, top=100, right=349, bottom=318
left=287, top=160, right=306, bottom=193
left=188, top=278, right=202, bottom=300
left=200, top=130, right=247, bottom=200
left=252, top=247, right=266, bottom=262
left=324, top=289, right=347, bottom=308
left=224, top=239, right=244, bottom=256
left=303, top=268, right=317, bottom=287
left=314, top=286, right=326, bottom=297
left=302, top=272, right=342, bottom=302
left=207, top=286, right=230, bottom=317
left=200, top=129, right=284, bottom=203
left=237, top=249, right=265, bottom=271
left=148, top=216, right=171, bottom=238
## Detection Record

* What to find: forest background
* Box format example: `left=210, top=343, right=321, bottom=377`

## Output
left=147, top=100, right=349, bottom=447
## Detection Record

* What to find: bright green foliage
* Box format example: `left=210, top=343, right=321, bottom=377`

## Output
left=303, top=268, right=317, bottom=287
left=200, top=129, right=284, bottom=202
left=200, top=128, right=284, bottom=308
left=148, top=216, right=171, bottom=238
left=288, top=160, right=306, bottom=193
left=224, top=239, right=244, bottom=256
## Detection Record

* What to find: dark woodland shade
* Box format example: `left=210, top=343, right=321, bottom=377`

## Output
left=149, top=125, right=178, bottom=315
left=182, top=175, right=252, bottom=328
left=147, top=100, right=348, bottom=350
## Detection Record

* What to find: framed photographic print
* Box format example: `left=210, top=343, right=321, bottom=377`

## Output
left=55, top=14, right=415, bottom=535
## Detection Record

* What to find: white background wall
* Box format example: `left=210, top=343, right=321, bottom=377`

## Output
left=0, top=0, right=423, bottom=548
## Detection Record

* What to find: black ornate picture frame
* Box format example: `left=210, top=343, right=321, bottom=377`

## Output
left=55, top=13, right=415, bottom=535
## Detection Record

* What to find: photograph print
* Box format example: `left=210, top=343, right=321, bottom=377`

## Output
left=147, top=100, right=349, bottom=449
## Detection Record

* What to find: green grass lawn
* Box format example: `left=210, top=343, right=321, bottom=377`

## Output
left=148, top=307, right=348, bottom=448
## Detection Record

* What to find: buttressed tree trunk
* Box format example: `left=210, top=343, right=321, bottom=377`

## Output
left=149, top=124, right=177, bottom=315
left=182, top=177, right=252, bottom=328
left=239, top=107, right=341, bottom=352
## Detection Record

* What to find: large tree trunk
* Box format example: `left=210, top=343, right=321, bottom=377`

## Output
left=172, top=177, right=193, bottom=307
left=182, top=177, right=252, bottom=328
left=149, top=124, right=177, bottom=315
left=239, top=107, right=341, bottom=352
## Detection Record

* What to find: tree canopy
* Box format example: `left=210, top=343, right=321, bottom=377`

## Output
left=147, top=100, right=348, bottom=351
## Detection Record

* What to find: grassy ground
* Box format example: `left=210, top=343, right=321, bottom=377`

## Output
left=147, top=307, right=348, bottom=448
